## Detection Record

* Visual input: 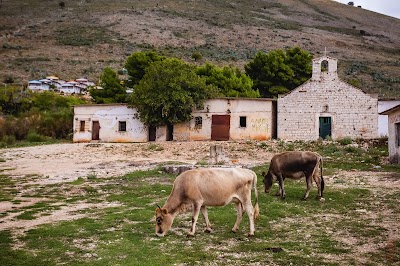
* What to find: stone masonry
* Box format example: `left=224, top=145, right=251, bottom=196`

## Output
left=278, top=56, right=378, bottom=141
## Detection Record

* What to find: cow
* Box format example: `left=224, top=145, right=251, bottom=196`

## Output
left=155, top=167, right=260, bottom=237
left=261, top=151, right=324, bottom=200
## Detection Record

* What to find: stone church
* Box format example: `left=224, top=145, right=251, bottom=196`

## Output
left=277, top=55, right=378, bottom=141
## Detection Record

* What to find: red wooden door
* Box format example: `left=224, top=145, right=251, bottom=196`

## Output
left=211, top=115, right=230, bottom=141
left=92, top=121, right=100, bottom=140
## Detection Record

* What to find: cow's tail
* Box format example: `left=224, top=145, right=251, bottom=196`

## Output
left=252, top=172, right=260, bottom=220
left=320, top=156, right=325, bottom=193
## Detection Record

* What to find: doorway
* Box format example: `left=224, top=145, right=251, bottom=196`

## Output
left=92, top=121, right=100, bottom=140
left=319, top=117, right=332, bottom=139
left=211, top=115, right=230, bottom=141
left=148, top=125, right=156, bottom=142
left=166, top=123, right=173, bottom=141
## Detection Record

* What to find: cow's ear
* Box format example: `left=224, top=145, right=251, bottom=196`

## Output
left=162, top=208, right=168, bottom=215
left=261, top=172, right=266, bottom=176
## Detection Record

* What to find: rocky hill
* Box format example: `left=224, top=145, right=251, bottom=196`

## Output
left=1, top=0, right=399, bottom=98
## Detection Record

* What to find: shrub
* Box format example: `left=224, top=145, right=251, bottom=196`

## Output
left=27, top=130, right=48, bottom=142
left=338, top=137, right=353, bottom=145
left=1, top=135, right=16, bottom=146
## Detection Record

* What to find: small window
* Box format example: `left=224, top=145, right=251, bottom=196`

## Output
left=396, top=123, right=400, bottom=147
left=194, top=116, right=202, bottom=129
left=240, top=116, right=247, bottom=128
left=80, top=121, right=85, bottom=132
left=321, top=60, right=329, bottom=72
left=119, top=121, right=127, bottom=132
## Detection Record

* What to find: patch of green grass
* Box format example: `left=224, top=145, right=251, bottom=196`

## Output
left=0, top=175, right=17, bottom=201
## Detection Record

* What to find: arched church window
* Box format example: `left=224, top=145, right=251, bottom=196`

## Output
left=321, top=60, right=329, bottom=72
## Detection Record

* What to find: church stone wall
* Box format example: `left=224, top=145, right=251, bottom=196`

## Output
left=278, top=56, right=378, bottom=141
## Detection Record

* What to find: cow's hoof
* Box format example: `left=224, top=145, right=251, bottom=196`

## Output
left=302, top=197, right=308, bottom=201
left=247, top=233, right=255, bottom=237
left=186, top=233, right=195, bottom=238
left=205, top=228, right=213, bottom=233
left=231, top=229, right=237, bottom=234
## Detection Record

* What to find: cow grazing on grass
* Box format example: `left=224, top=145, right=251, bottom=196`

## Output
left=155, top=167, right=260, bottom=237
left=262, top=151, right=324, bottom=200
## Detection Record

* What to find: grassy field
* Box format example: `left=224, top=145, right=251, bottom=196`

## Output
left=1, top=140, right=400, bottom=265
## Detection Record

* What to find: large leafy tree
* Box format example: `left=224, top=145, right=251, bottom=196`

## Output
left=130, top=58, right=218, bottom=127
left=89, top=67, right=127, bottom=103
left=196, top=63, right=260, bottom=98
left=0, top=86, right=32, bottom=115
left=245, top=47, right=312, bottom=98
left=124, top=51, right=165, bottom=87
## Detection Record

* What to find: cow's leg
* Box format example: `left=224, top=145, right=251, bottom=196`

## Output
left=303, top=174, right=312, bottom=200
left=201, top=206, right=212, bottom=233
left=232, top=202, right=244, bottom=233
left=313, top=172, right=323, bottom=199
left=188, top=202, right=202, bottom=237
left=243, top=200, right=255, bottom=236
left=277, top=174, right=285, bottom=199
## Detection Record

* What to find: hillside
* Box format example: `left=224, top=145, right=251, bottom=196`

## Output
left=1, top=0, right=399, bottom=98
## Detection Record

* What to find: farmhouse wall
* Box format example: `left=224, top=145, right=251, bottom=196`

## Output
left=378, top=100, right=400, bottom=137
left=73, top=104, right=150, bottom=143
left=278, top=56, right=378, bottom=141
left=380, top=105, right=400, bottom=163
left=173, top=98, right=275, bottom=141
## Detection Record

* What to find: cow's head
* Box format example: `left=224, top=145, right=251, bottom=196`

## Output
left=155, top=207, right=173, bottom=237
left=261, top=171, right=274, bottom=193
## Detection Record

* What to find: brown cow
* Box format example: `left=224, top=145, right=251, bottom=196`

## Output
left=155, top=167, right=260, bottom=237
left=261, top=151, right=324, bottom=200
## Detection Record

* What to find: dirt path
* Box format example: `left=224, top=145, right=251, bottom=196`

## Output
left=1, top=141, right=266, bottom=185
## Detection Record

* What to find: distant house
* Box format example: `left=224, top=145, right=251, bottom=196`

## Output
left=380, top=104, right=400, bottom=163
left=28, top=76, right=93, bottom=94
left=73, top=98, right=276, bottom=143
left=28, top=80, right=48, bottom=91
left=278, top=55, right=378, bottom=140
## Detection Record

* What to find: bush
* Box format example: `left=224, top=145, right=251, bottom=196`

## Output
left=1, top=135, right=16, bottom=146
left=27, top=130, right=48, bottom=142
left=338, top=137, right=353, bottom=145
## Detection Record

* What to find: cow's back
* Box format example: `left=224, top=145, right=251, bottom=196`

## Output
left=270, top=151, right=320, bottom=175
left=173, top=168, right=255, bottom=206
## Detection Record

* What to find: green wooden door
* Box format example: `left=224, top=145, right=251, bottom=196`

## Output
left=319, top=117, right=332, bottom=139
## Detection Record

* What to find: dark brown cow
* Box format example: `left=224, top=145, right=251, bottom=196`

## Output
left=262, top=151, right=324, bottom=200
left=155, top=167, right=260, bottom=237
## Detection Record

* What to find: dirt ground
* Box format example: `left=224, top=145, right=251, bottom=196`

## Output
left=1, top=141, right=399, bottom=247
left=0, top=141, right=275, bottom=185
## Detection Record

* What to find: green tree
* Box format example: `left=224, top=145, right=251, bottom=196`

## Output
left=285, top=46, right=313, bottom=87
left=245, top=47, right=312, bottom=98
left=196, top=63, right=260, bottom=98
left=124, top=51, right=165, bottom=87
left=130, top=58, right=218, bottom=127
left=0, top=86, right=32, bottom=115
left=89, top=67, right=127, bottom=104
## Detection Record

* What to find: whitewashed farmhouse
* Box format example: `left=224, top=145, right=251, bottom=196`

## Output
left=380, top=104, right=400, bottom=163
left=278, top=55, right=378, bottom=141
left=73, top=98, right=276, bottom=143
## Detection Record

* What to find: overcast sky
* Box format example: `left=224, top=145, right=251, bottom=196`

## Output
left=333, top=0, right=400, bottom=19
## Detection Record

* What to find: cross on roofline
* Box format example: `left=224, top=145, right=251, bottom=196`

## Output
left=323, top=47, right=329, bottom=57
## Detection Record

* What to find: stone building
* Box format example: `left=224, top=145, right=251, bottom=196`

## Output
left=278, top=55, right=378, bottom=141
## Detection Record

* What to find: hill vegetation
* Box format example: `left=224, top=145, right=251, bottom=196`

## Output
left=0, top=0, right=399, bottom=98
